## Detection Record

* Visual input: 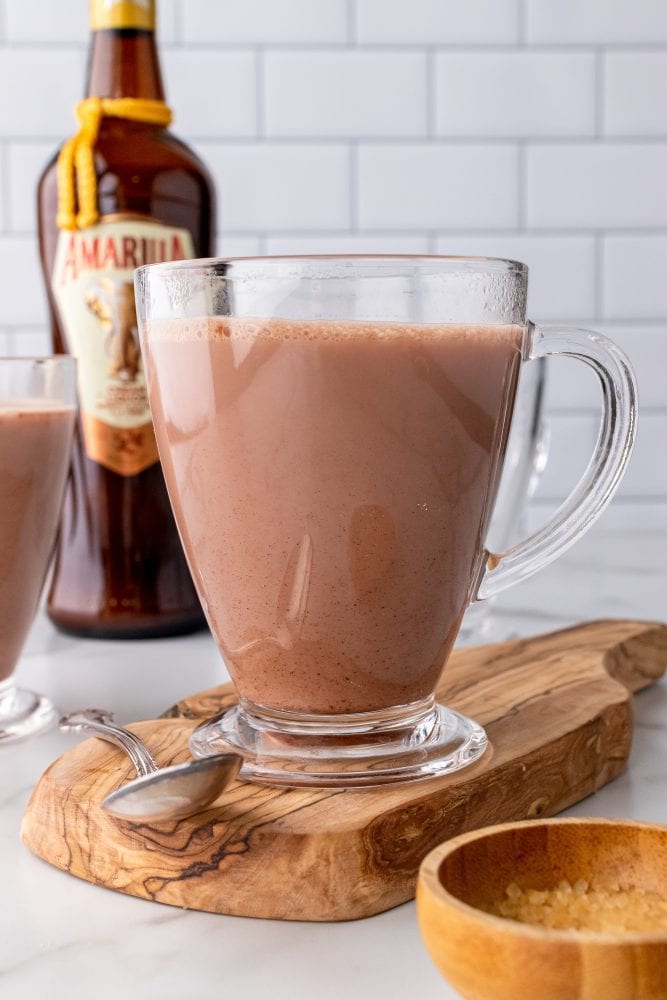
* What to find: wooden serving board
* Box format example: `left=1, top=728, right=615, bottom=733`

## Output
left=21, top=620, right=667, bottom=922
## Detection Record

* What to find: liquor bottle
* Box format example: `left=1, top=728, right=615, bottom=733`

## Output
left=37, top=0, right=215, bottom=638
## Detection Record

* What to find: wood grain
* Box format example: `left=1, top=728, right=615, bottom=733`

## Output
left=21, top=620, right=667, bottom=922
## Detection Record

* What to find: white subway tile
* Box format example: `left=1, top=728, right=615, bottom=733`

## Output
left=356, top=0, right=519, bottom=44
left=0, top=50, right=85, bottom=138
left=7, top=143, right=54, bottom=232
left=526, top=0, right=667, bottom=44
left=0, top=237, right=48, bottom=325
left=543, top=324, right=667, bottom=411
left=526, top=499, right=667, bottom=535
left=0, top=150, right=5, bottom=231
left=4, top=0, right=178, bottom=43
left=602, top=328, right=667, bottom=412
left=436, top=52, right=595, bottom=138
left=157, top=0, right=180, bottom=46
left=265, top=52, right=427, bottom=138
left=11, top=326, right=50, bottom=355
left=537, top=395, right=667, bottom=504
left=183, top=0, right=348, bottom=44
left=616, top=414, right=667, bottom=498
left=5, top=0, right=86, bottom=43
left=607, top=500, right=667, bottom=532
left=522, top=498, right=564, bottom=536
left=433, top=235, right=596, bottom=320
left=202, top=144, right=350, bottom=230
left=162, top=51, right=256, bottom=138
left=0, top=331, right=14, bottom=354
left=542, top=355, right=596, bottom=413
left=526, top=144, right=667, bottom=228
left=358, top=144, right=518, bottom=229
left=611, top=326, right=654, bottom=412
left=533, top=411, right=599, bottom=501
left=265, top=233, right=430, bottom=255
left=603, top=236, right=667, bottom=319
left=604, top=53, right=667, bottom=137
left=216, top=234, right=263, bottom=257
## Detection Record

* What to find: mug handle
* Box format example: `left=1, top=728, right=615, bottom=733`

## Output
left=475, top=323, right=637, bottom=601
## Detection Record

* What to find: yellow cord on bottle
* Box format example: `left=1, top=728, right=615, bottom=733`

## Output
left=56, top=97, right=173, bottom=230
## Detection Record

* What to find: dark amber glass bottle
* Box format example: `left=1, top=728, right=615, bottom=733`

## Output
left=37, top=1, right=215, bottom=638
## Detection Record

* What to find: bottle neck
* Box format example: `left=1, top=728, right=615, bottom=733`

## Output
left=85, top=28, right=165, bottom=101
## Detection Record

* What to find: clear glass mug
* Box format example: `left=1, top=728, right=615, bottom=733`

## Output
left=457, top=357, right=549, bottom=644
left=0, top=357, right=76, bottom=742
left=135, top=256, right=636, bottom=787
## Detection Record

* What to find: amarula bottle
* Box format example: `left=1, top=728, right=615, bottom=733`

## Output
left=37, top=0, right=215, bottom=638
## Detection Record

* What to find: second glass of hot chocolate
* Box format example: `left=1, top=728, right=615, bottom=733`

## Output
left=136, top=256, right=636, bottom=786
left=0, top=356, right=76, bottom=742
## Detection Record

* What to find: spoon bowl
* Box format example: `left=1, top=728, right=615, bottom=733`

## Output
left=59, top=708, right=243, bottom=824
left=102, top=753, right=242, bottom=822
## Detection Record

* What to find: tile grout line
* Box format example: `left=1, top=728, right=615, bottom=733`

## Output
left=517, top=0, right=526, bottom=45
left=426, top=49, right=436, bottom=139
left=0, top=306, right=655, bottom=325
left=0, top=141, right=9, bottom=232
left=530, top=496, right=667, bottom=507
left=595, top=48, right=606, bottom=138
left=172, top=0, right=184, bottom=46
left=0, top=0, right=6, bottom=44
left=530, top=497, right=667, bottom=507
left=6, top=135, right=667, bottom=147
left=255, top=49, right=265, bottom=139
left=595, top=233, right=605, bottom=319
left=5, top=39, right=667, bottom=51
left=517, top=141, right=526, bottom=229
left=347, top=0, right=356, bottom=44
left=156, top=136, right=667, bottom=146
left=349, top=142, right=358, bottom=230
left=545, top=406, right=667, bottom=417
left=9, top=226, right=667, bottom=239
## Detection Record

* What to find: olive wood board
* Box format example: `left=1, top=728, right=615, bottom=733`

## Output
left=21, top=619, right=667, bottom=922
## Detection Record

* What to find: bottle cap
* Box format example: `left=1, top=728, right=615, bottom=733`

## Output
left=90, top=0, right=155, bottom=32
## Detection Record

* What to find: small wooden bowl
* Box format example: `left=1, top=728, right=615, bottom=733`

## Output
left=417, top=818, right=667, bottom=1000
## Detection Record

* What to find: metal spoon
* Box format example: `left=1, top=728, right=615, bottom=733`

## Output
left=59, top=708, right=242, bottom=823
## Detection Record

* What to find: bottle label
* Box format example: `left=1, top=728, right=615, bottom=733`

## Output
left=51, top=214, right=193, bottom=477
left=90, top=0, right=155, bottom=31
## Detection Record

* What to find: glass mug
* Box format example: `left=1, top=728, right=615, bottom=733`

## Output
left=458, top=356, right=549, bottom=644
left=0, top=357, right=76, bottom=742
left=135, top=256, right=636, bottom=786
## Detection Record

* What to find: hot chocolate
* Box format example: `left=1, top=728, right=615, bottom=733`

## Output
left=145, top=317, right=522, bottom=714
left=0, top=401, right=76, bottom=681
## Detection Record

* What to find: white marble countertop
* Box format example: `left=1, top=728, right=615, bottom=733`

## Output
left=1, top=522, right=666, bottom=1000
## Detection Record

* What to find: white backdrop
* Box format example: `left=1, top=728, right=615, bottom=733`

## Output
left=0, top=0, right=665, bottom=531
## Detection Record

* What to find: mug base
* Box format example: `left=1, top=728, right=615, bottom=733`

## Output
left=189, top=697, right=488, bottom=788
left=0, top=683, right=59, bottom=744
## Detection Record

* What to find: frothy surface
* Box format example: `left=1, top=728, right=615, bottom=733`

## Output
left=148, top=315, right=523, bottom=345
left=0, top=399, right=76, bottom=416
